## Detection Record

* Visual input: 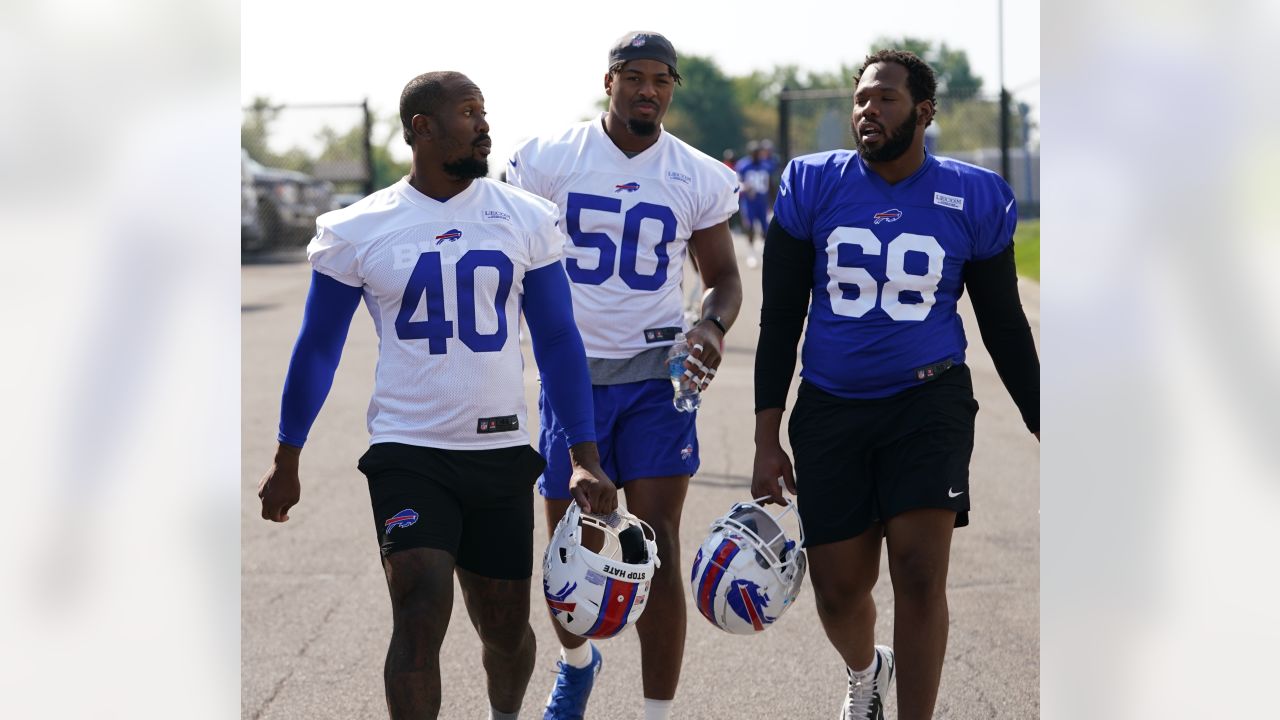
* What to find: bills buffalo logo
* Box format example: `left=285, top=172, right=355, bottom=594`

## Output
left=631, top=35, right=647, bottom=47
left=384, top=508, right=419, bottom=534
left=689, top=548, right=704, bottom=584
left=544, top=579, right=578, bottom=615
left=727, top=578, right=777, bottom=631
left=873, top=208, right=903, bottom=224
left=615, top=182, right=641, bottom=193
left=435, top=228, right=463, bottom=244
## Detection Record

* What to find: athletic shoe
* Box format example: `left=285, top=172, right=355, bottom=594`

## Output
left=840, top=645, right=894, bottom=720
left=543, top=644, right=603, bottom=720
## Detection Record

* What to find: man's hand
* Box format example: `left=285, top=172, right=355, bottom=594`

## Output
left=259, top=444, right=302, bottom=522
left=683, top=321, right=724, bottom=391
left=752, top=408, right=794, bottom=506
left=751, top=442, right=796, bottom=506
left=567, top=441, right=617, bottom=515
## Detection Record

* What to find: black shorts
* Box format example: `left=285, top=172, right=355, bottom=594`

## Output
left=357, top=442, right=547, bottom=579
left=788, top=364, right=979, bottom=547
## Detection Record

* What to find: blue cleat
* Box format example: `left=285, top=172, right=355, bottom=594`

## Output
left=543, top=644, right=603, bottom=720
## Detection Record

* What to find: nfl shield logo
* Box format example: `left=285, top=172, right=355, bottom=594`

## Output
left=631, top=35, right=646, bottom=47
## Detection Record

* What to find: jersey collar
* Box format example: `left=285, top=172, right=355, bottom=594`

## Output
left=396, top=175, right=482, bottom=210
left=854, top=151, right=938, bottom=197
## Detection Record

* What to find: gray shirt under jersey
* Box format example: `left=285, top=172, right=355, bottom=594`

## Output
left=587, top=346, right=671, bottom=385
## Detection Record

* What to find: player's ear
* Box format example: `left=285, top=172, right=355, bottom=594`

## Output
left=412, top=114, right=433, bottom=141
left=604, top=72, right=614, bottom=96
left=918, top=100, right=935, bottom=127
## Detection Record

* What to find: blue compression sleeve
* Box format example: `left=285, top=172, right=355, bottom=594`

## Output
left=522, top=263, right=596, bottom=445
left=277, top=271, right=363, bottom=447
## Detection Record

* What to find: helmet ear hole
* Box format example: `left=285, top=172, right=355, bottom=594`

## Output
left=559, top=547, right=568, bottom=564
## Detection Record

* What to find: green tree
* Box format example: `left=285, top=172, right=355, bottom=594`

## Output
left=240, top=96, right=279, bottom=165
left=663, top=55, right=745, bottom=157
left=598, top=55, right=747, bottom=158
left=240, top=96, right=314, bottom=173
left=735, top=64, right=860, bottom=158
left=859, top=37, right=1023, bottom=152
left=868, top=36, right=984, bottom=100
left=313, top=111, right=410, bottom=191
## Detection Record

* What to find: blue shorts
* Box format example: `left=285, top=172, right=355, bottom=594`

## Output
left=538, top=379, right=699, bottom=499
left=742, top=197, right=769, bottom=231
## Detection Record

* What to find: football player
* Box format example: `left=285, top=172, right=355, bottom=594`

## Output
left=735, top=139, right=777, bottom=268
left=256, top=71, right=615, bottom=720
left=752, top=50, right=1039, bottom=720
left=507, top=31, right=742, bottom=720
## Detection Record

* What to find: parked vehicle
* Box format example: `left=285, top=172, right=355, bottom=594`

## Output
left=241, top=150, right=265, bottom=252
left=242, top=154, right=334, bottom=251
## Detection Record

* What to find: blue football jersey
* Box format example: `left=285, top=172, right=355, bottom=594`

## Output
left=773, top=150, right=1017, bottom=398
left=736, top=157, right=776, bottom=199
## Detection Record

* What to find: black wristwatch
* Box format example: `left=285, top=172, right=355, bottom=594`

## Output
left=702, top=314, right=727, bottom=335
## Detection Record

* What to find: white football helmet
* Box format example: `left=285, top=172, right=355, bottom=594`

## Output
left=543, top=503, right=660, bottom=639
left=690, top=499, right=807, bottom=635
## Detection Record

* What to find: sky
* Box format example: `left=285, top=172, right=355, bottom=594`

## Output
left=242, top=0, right=1040, bottom=167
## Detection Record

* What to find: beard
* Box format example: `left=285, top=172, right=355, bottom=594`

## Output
left=442, top=156, right=489, bottom=179
left=626, top=118, right=658, bottom=137
left=854, top=108, right=918, bottom=163
left=442, top=134, right=491, bottom=179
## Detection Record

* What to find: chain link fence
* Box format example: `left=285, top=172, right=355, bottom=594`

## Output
left=778, top=88, right=1039, bottom=215
left=240, top=100, right=373, bottom=254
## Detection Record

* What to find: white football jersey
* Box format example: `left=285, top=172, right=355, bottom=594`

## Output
left=508, top=117, right=739, bottom=359
left=308, top=177, right=562, bottom=450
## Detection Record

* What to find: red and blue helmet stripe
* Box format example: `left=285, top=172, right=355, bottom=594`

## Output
left=583, top=577, right=639, bottom=638
left=694, top=538, right=741, bottom=626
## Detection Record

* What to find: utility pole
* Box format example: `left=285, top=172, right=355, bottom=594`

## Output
left=362, top=97, right=375, bottom=196
left=998, top=0, right=1011, bottom=181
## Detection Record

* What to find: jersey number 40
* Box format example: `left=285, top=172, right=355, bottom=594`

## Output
left=394, top=249, right=513, bottom=353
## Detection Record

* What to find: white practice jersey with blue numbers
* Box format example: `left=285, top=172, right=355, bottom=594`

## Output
left=507, top=117, right=739, bottom=359
left=308, top=177, right=562, bottom=449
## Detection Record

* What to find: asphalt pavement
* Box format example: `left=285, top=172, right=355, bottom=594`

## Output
left=242, top=233, right=1040, bottom=719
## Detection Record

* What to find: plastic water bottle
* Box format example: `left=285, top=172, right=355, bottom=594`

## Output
left=668, top=333, right=702, bottom=413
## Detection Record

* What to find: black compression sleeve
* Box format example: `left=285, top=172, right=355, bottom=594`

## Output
left=755, top=218, right=814, bottom=413
left=963, top=244, right=1040, bottom=433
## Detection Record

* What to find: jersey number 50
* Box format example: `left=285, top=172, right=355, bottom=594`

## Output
left=565, top=192, right=676, bottom=290
left=395, top=250, right=513, bottom=353
left=826, top=227, right=944, bottom=321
